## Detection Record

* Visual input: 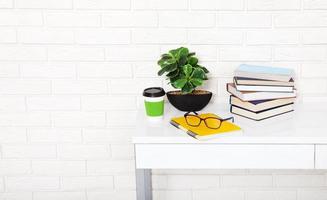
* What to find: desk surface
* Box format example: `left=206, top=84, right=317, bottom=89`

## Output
left=133, top=103, right=327, bottom=144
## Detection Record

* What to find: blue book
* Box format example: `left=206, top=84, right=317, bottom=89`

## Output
left=234, top=64, right=294, bottom=82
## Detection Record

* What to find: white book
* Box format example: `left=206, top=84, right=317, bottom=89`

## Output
left=235, top=84, right=293, bottom=92
left=227, top=83, right=296, bottom=101
left=234, top=77, right=295, bottom=87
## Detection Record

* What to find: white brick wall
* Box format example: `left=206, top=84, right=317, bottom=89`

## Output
left=16, top=0, right=72, bottom=9
left=0, top=0, right=326, bottom=200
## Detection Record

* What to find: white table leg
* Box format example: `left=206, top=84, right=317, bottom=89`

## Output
left=136, top=169, right=152, bottom=200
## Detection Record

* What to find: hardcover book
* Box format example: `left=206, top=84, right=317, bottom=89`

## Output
left=227, top=83, right=296, bottom=101
left=230, top=104, right=294, bottom=121
left=234, top=64, right=294, bottom=82
left=234, top=77, right=295, bottom=87
left=230, top=96, right=295, bottom=112
left=234, top=77, right=294, bottom=92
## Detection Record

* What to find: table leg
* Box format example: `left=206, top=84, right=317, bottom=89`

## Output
left=136, top=169, right=152, bottom=200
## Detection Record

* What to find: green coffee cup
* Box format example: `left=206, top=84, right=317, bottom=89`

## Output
left=143, top=87, right=165, bottom=119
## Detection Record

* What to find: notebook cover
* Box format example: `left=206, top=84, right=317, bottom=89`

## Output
left=170, top=113, right=241, bottom=139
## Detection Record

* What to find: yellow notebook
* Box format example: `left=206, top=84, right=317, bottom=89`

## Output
left=170, top=113, right=242, bottom=140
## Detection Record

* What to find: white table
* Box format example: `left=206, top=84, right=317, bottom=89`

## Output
left=133, top=103, right=327, bottom=200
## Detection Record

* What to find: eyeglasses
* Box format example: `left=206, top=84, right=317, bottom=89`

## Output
left=184, top=111, right=234, bottom=129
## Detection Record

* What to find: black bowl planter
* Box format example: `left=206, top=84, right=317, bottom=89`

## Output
left=166, top=90, right=212, bottom=112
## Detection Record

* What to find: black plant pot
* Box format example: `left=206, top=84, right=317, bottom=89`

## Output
left=166, top=90, right=212, bottom=112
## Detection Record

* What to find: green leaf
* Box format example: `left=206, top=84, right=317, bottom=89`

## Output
left=157, top=67, right=167, bottom=76
left=188, top=57, right=198, bottom=66
left=161, top=53, right=171, bottom=59
left=179, top=57, right=187, bottom=66
left=178, top=47, right=189, bottom=58
left=165, top=63, right=177, bottom=72
left=157, top=58, right=168, bottom=66
left=169, top=74, right=184, bottom=87
left=177, top=47, right=189, bottom=66
left=182, top=82, right=194, bottom=94
left=196, top=65, right=209, bottom=73
left=166, top=69, right=179, bottom=78
left=157, top=63, right=177, bottom=76
left=187, top=52, right=196, bottom=57
left=201, top=66, right=209, bottom=73
left=190, top=78, right=203, bottom=86
left=169, top=76, right=178, bottom=83
left=191, top=68, right=205, bottom=79
left=157, top=53, right=174, bottom=65
left=182, top=64, right=193, bottom=77
left=160, top=59, right=176, bottom=67
left=169, top=48, right=180, bottom=57
left=172, top=79, right=187, bottom=89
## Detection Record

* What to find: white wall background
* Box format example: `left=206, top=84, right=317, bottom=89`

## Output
left=0, top=0, right=327, bottom=200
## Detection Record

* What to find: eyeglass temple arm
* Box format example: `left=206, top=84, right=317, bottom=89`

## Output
left=221, top=116, right=234, bottom=123
left=184, top=111, right=199, bottom=117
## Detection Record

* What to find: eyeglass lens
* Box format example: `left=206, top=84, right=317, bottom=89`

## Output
left=185, top=115, right=201, bottom=126
left=204, top=118, right=222, bottom=129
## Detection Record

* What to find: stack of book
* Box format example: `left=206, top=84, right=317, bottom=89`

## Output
left=227, top=64, right=296, bottom=121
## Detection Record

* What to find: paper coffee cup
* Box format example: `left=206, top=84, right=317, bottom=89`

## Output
left=143, top=87, right=165, bottom=119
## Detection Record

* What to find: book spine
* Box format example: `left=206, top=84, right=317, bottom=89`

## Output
left=186, top=131, right=197, bottom=139
left=233, top=77, right=237, bottom=85
left=170, top=120, right=180, bottom=129
left=170, top=120, right=198, bottom=139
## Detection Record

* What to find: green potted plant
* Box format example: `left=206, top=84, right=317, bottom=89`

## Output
left=157, top=47, right=212, bottom=111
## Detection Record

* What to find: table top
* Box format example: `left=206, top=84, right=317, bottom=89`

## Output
left=133, top=103, right=327, bottom=144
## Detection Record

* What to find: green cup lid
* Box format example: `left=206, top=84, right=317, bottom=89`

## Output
left=143, top=87, right=165, bottom=97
